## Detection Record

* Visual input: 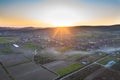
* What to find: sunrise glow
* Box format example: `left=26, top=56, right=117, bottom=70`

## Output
left=0, top=0, right=120, bottom=27
left=41, top=6, right=81, bottom=27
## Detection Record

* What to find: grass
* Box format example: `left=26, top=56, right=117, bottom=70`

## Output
left=0, top=37, right=18, bottom=44
left=56, top=63, right=84, bottom=76
left=23, top=43, right=38, bottom=50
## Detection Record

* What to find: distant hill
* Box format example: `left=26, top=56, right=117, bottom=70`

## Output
left=0, top=24, right=120, bottom=32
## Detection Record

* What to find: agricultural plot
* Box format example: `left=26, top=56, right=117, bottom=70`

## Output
left=44, top=61, right=76, bottom=72
left=56, top=47, right=71, bottom=53
left=10, top=44, right=34, bottom=60
left=84, top=68, right=106, bottom=80
left=62, top=64, right=102, bottom=80
left=0, top=65, right=10, bottom=80
left=0, top=44, right=13, bottom=54
left=80, top=53, right=108, bottom=64
left=56, top=63, right=84, bottom=76
left=112, top=61, right=120, bottom=71
left=75, top=33, right=97, bottom=38
left=0, top=54, right=31, bottom=67
left=93, top=68, right=120, bottom=80
left=66, top=54, right=83, bottom=61
left=34, top=53, right=56, bottom=64
left=98, top=56, right=117, bottom=65
left=67, top=53, right=107, bottom=64
left=23, top=53, right=34, bottom=61
left=44, top=53, right=108, bottom=76
left=7, top=62, right=57, bottom=80
left=23, top=43, right=38, bottom=50
left=65, top=51, right=93, bottom=61
left=0, top=37, right=18, bottom=44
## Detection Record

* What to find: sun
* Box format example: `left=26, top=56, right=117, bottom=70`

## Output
left=41, top=6, right=81, bottom=27
left=49, top=18, right=74, bottom=27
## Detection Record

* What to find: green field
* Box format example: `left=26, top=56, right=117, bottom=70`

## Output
left=23, top=43, right=38, bottom=50
left=0, top=37, right=18, bottom=44
left=56, top=63, right=84, bottom=76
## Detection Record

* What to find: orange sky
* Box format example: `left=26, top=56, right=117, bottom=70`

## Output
left=0, top=16, right=52, bottom=28
left=0, top=16, right=119, bottom=28
left=0, top=0, right=120, bottom=27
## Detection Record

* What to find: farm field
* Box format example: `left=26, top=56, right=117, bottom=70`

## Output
left=0, top=65, right=10, bottom=80
left=0, top=44, right=13, bottom=54
left=93, top=68, right=120, bottom=80
left=7, top=62, right=57, bottom=80
left=56, top=63, right=84, bottom=76
left=0, top=37, right=18, bottom=44
left=62, top=64, right=102, bottom=80
left=0, top=26, right=120, bottom=80
left=98, top=56, right=117, bottom=65
left=0, top=44, right=58, bottom=80
left=23, top=43, right=39, bottom=50
left=112, top=61, right=120, bottom=71
left=44, top=61, right=75, bottom=72
left=0, top=54, right=31, bottom=67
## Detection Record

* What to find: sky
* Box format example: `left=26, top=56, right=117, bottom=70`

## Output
left=0, top=0, right=120, bottom=27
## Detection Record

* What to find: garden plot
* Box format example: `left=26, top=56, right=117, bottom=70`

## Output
left=0, top=65, right=10, bottom=80
left=8, top=62, right=57, bottom=80
left=0, top=54, right=31, bottom=67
